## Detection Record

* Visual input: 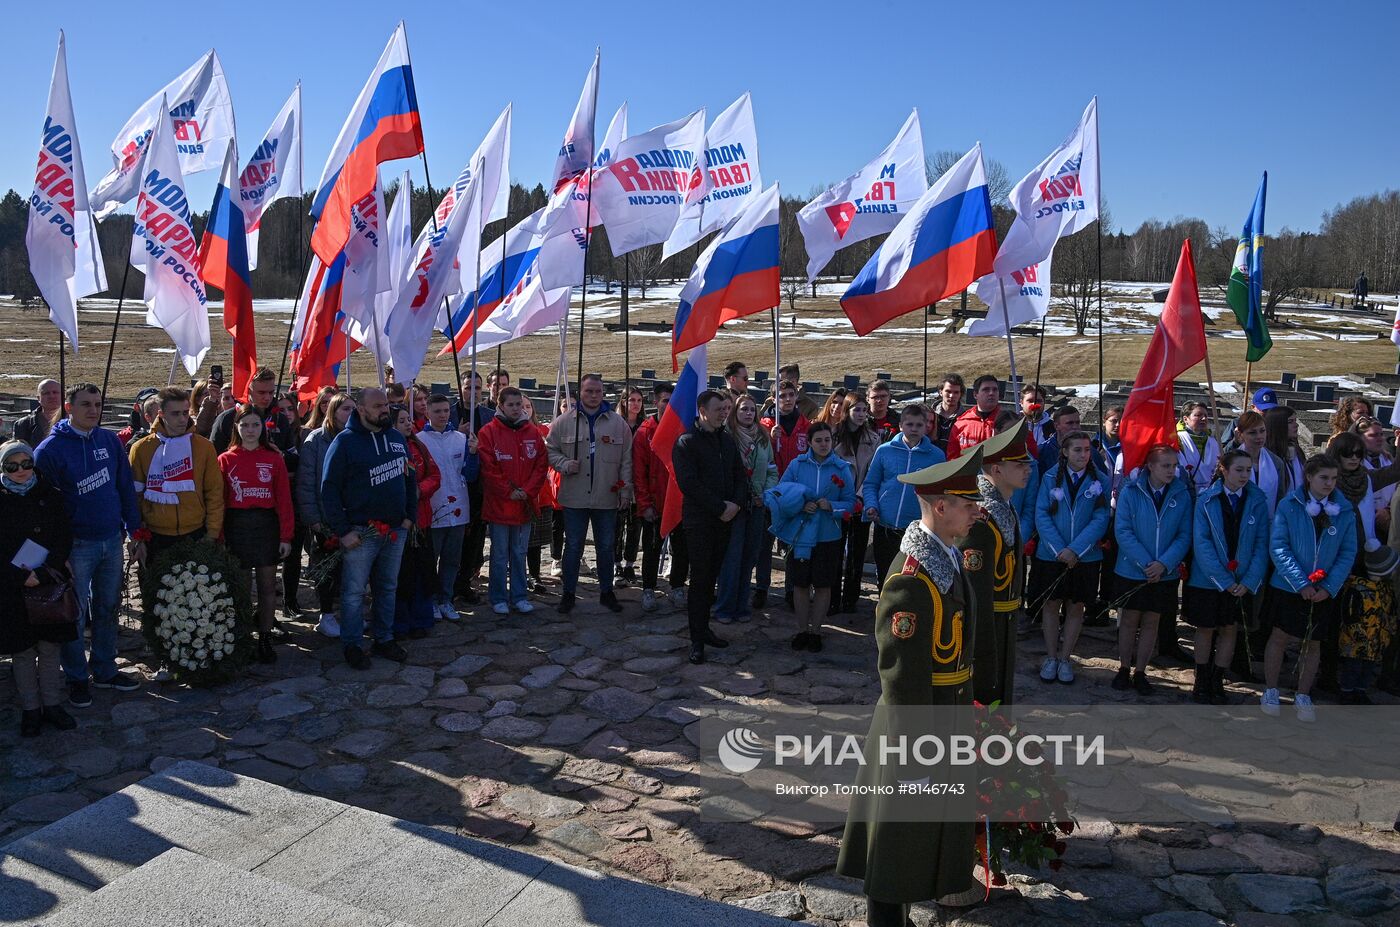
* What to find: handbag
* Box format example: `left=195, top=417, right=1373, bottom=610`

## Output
left=22, top=566, right=78, bottom=627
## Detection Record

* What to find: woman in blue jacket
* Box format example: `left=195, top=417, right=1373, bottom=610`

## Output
left=767, top=422, right=855, bottom=653
left=1263, top=453, right=1357, bottom=721
left=1183, top=450, right=1270, bottom=704
left=1113, top=445, right=1193, bottom=695
left=1032, top=431, right=1112, bottom=685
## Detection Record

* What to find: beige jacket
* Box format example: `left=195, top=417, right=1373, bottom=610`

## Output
left=547, top=406, right=634, bottom=509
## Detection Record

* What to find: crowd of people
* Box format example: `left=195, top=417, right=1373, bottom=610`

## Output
left=3, top=357, right=1399, bottom=737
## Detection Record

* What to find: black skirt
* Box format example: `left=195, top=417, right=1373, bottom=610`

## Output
left=224, top=508, right=281, bottom=568
left=1267, top=586, right=1339, bottom=641
left=1116, top=575, right=1180, bottom=615
left=1181, top=585, right=1252, bottom=629
left=1028, top=557, right=1101, bottom=607
left=788, top=539, right=843, bottom=589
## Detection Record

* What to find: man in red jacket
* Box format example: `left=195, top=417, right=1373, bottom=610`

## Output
left=947, top=374, right=1002, bottom=459
left=634, top=381, right=688, bottom=612
left=478, top=388, right=548, bottom=615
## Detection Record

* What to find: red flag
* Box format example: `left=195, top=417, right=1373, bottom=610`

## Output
left=1119, top=239, right=1207, bottom=475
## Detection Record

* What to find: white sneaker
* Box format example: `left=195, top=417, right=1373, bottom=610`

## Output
left=316, top=613, right=341, bottom=639
left=492, top=602, right=510, bottom=616
left=1260, top=687, right=1281, bottom=716
left=1057, top=658, right=1076, bottom=684
left=548, top=562, right=563, bottom=578
left=1294, top=693, right=1316, bottom=722
left=641, top=590, right=657, bottom=613
left=438, top=602, right=461, bottom=622
left=669, top=587, right=688, bottom=608
left=513, top=600, right=534, bottom=614
left=1040, top=656, right=1060, bottom=682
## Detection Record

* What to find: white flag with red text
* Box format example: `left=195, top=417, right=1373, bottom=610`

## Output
left=661, top=92, right=762, bottom=259
left=26, top=31, right=106, bottom=349
left=91, top=50, right=236, bottom=218
left=589, top=109, right=706, bottom=256
left=240, top=83, right=303, bottom=270
left=798, top=109, right=926, bottom=282
left=128, top=100, right=210, bottom=374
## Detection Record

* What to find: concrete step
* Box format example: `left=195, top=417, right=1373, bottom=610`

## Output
left=42, top=847, right=401, bottom=926
left=0, top=760, right=791, bottom=927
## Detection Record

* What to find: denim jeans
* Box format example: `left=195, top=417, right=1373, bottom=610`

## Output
left=430, top=524, right=467, bottom=605
left=339, top=527, right=407, bottom=646
left=562, top=507, right=617, bottom=597
left=489, top=522, right=530, bottom=604
left=62, top=533, right=125, bottom=682
left=715, top=508, right=766, bottom=620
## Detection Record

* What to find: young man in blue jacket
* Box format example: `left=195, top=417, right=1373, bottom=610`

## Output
left=320, top=387, right=418, bottom=670
left=35, top=383, right=146, bottom=707
left=861, top=405, right=945, bottom=588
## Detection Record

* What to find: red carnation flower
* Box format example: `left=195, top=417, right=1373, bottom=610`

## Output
left=448, top=496, right=457, bottom=503
left=131, top=527, right=153, bottom=543
left=323, top=536, right=339, bottom=551
left=453, top=508, right=462, bottom=517
left=1177, top=562, right=1188, bottom=580
left=1026, top=403, right=1044, bottom=414
left=1226, top=559, right=1239, bottom=572
left=991, top=872, right=1008, bottom=887
left=1024, top=538, right=1038, bottom=557
left=832, top=475, right=845, bottom=488
left=1308, top=568, right=1327, bottom=584
left=610, top=480, right=626, bottom=493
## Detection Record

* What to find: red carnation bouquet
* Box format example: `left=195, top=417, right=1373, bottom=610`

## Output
left=972, top=703, right=1075, bottom=894
left=305, top=520, right=399, bottom=585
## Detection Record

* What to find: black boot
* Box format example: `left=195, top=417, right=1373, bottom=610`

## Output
left=1210, top=664, right=1230, bottom=704
left=866, top=898, right=911, bottom=927
left=256, top=632, right=277, bottom=665
left=1191, top=664, right=1212, bottom=704
left=20, top=709, right=42, bottom=737
left=42, top=705, right=77, bottom=731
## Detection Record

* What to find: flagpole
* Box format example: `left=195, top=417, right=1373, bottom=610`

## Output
left=575, top=48, right=600, bottom=394
left=58, top=331, right=66, bottom=416
left=922, top=305, right=929, bottom=398
left=276, top=201, right=309, bottom=397
left=1244, top=362, right=1253, bottom=411
left=996, top=278, right=1019, bottom=388
left=344, top=329, right=351, bottom=391
left=555, top=316, right=568, bottom=417
left=1202, top=323, right=1220, bottom=434
left=1035, top=311, right=1048, bottom=389
left=623, top=253, right=631, bottom=387
left=100, top=258, right=132, bottom=408
left=167, top=351, right=179, bottom=386
left=471, top=179, right=484, bottom=432
left=1095, top=141, right=1105, bottom=430
left=494, top=211, right=506, bottom=385
left=417, top=159, right=467, bottom=409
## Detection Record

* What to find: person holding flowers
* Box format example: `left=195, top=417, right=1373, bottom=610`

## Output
left=1263, top=454, right=1357, bottom=721
left=1112, top=444, right=1193, bottom=695
left=1183, top=450, right=1271, bottom=703
left=218, top=406, right=294, bottom=664
left=766, top=421, right=855, bottom=653
left=1031, top=431, right=1112, bottom=685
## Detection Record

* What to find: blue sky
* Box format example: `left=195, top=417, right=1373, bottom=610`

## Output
left=6, top=0, right=1396, bottom=233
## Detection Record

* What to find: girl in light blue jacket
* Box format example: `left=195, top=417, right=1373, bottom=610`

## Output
left=1183, top=450, right=1270, bottom=704
left=766, top=423, right=855, bottom=652
left=1261, top=454, right=1357, bottom=721
left=1031, top=432, right=1112, bottom=685
left=1112, top=445, right=1193, bottom=695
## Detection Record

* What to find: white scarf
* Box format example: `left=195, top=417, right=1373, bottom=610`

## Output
left=143, top=432, right=195, bottom=505
left=1175, top=427, right=1219, bottom=491
left=1251, top=450, right=1280, bottom=518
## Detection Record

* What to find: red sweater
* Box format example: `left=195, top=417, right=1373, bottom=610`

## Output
left=218, top=446, right=294, bottom=542
left=478, top=416, right=548, bottom=525
left=947, top=406, right=999, bottom=459
left=760, top=413, right=810, bottom=475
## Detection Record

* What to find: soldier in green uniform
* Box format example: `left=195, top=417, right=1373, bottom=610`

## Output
left=837, top=449, right=987, bottom=926
left=961, top=420, right=1032, bottom=707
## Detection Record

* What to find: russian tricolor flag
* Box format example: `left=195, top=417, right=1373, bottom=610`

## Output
left=310, top=23, right=423, bottom=265
left=199, top=141, right=256, bottom=399
left=290, top=252, right=360, bottom=400
left=439, top=208, right=545, bottom=355
left=841, top=145, right=998, bottom=336
left=653, top=343, right=706, bottom=538
left=671, top=184, right=780, bottom=371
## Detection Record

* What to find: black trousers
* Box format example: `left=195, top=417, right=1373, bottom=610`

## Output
left=457, top=481, right=487, bottom=594
left=838, top=519, right=872, bottom=606
left=872, top=524, right=904, bottom=590
left=684, top=519, right=730, bottom=642
left=282, top=522, right=305, bottom=610
left=641, top=519, right=690, bottom=590
left=615, top=505, right=642, bottom=565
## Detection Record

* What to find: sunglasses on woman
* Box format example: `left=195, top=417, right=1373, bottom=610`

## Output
left=3, top=459, right=35, bottom=473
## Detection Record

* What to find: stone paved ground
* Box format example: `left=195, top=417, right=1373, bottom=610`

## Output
left=3, top=563, right=1399, bottom=926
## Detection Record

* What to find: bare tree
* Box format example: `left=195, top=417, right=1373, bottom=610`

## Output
left=1264, top=230, right=1319, bottom=319
left=1051, top=199, right=1113, bottom=335
left=925, top=150, right=1013, bottom=206
left=631, top=244, right=664, bottom=299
